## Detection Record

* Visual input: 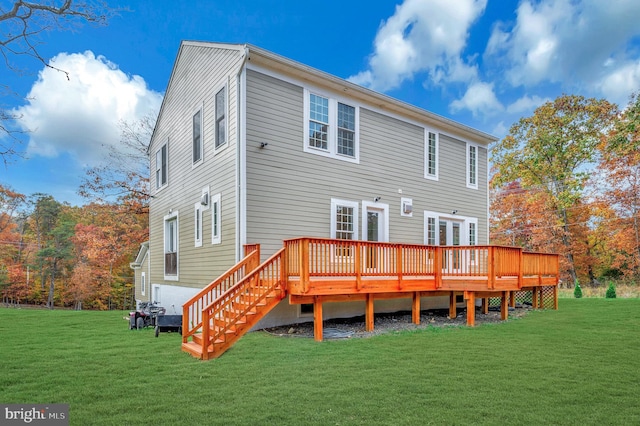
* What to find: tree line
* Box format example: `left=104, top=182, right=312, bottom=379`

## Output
left=491, top=93, right=640, bottom=287
left=0, top=189, right=147, bottom=309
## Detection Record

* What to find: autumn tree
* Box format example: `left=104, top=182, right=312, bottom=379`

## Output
left=491, top=94, right=618, bottom=283
left=37, top=213, right=74, bottom=308
left=597, top=93, right=640, bottom=279
left=0, top=184, right=26, bottom=303
left=71, top=202, right=147, bottom=309
left=79, top=114, right=155, bottom=215
left=1, top=0, right=117, bottom=162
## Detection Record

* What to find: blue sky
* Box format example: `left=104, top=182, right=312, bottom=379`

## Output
left=2, top=0, right=640, bottom=205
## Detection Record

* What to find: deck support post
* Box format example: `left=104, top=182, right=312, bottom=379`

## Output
left=365, top=294, right=374, bottom=332
left=412, top=292, right=420, bottom=325
left=553, top=286, right=558, bottom=310
left=313, top=297, right=323, bottom=342
left=531, top=288, right=538, bottom=309
left=501, top=291, right=509, bottom=321
left=464, top=291, right=475, bottom=327
left=538, top=287, right=544, bottom=309
left=509, top=291, right=516, bottom=308
left=449, top=292, right=457, bottom=319
left=481, top=297, right=489, bottom=314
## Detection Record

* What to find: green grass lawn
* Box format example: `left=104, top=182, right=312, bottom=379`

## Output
left=1, top=299, right=639, bottom=425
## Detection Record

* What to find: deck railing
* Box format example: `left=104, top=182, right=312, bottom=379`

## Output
left=523, top=251, right=560, bottom=277
left=182, top=245, right=260, bottom=342
left=284, top=238, right=558, bottom=291
left=200, top=248, right=286, bottom=355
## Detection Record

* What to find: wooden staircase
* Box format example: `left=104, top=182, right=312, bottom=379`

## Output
left=182, top=246, right=286, bottom=360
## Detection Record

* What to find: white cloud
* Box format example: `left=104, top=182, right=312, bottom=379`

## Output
left=485, top=0, right=640, bottom=99
left=491, top=121, right=508, bottom=139
left=348, top=0, right=487, bottom=92
left=596, top=60, right=640, bottom=107
left=506, top=94, right=550, bottom=115
left=13, top=51, right=163, bottom=166
left=449, top=81, right=503, bottom=117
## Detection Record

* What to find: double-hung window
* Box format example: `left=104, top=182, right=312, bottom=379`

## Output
left=467, top=143, right=478, bottom=189
left=304, top=89, right=359, bottom=163
left=215, top=87, right=226, bottom=149
left=164, top=212, right=178, bottom=279
left=337, top=103, right=356, bottom=156
left=155, top=143, right=168, bottom=190
left=193, top=109, right=202, bottom=164
left=330, top=199, right=359, bottom=257
left=309, top=94, right=329, bottom=150
left=425, top=131, right=438, bottom=180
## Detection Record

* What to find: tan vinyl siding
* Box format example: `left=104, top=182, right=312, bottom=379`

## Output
left=245, top=69, right=489, bottom=257
left=148, top=44, right=243, bottom=289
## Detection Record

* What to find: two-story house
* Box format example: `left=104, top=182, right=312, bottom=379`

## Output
left=141, top=41, right=496, bottom=328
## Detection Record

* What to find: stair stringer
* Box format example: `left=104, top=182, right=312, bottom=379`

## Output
left=182, top=247, right=286, bottom=360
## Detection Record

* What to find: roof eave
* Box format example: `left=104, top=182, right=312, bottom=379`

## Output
left=245, top=44, right=497, bottom=145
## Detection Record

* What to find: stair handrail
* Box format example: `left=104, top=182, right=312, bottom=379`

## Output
left=201, top=247, right=285, bottom=355
left=182, top=245, right=260, bottom=342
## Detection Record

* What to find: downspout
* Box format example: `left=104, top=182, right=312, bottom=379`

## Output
left=235, top=46, right=249, bottom=262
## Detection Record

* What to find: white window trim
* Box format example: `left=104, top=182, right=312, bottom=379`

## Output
left=423, top=211, right=478, bottom=246
left=141, top=272, right=146, bottom=296
left=330, top=198, right=359, bottom=240
left=152, top=285, right=161, bottom=304
left=424, top=130, right=439, bottom=181
left=211, top=193, right=222, bottom=245
left=400, top=197, right=413, bottom=218
left=303, top=88, right=360, bottom=164
left=155, top=140, right=168, bottom=192
left=192, top=104, right=204, bottom=167
left=163, top=211, right=179, bottom=281
left=361, top=201, right=389, bottom=242
left=466, top=142, right=479, bottom=190
left=194, top=202, right=203, bottom=247
left=214, top=82, right=229, bottom=154
left=424, top=213, right=438, bottom=246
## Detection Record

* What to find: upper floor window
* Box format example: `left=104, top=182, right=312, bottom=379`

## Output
left=309, top=94, right=329, bottom=150
left=337, top=103, right=355, bottom=157
left=193, top=109, right=202, bottom=164
left=304, top=89, right=359, bottom=163
left=467, top=143, right=478, bottom=189
left=155, top=142, right=168, bottom=190
left=425, top=131, right=438, bottom=180
left=215, top=87, right=227, bottom=149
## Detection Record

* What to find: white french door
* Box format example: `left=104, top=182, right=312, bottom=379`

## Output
left=439, top=219, right=463, bottom=271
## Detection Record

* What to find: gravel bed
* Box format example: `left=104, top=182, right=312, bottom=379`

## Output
left=262, top=304, right=533, bottom=339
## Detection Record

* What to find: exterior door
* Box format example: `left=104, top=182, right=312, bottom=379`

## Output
left=439, top=219, right=462, bottom=270
left=365, top=205, right=387, bottom=269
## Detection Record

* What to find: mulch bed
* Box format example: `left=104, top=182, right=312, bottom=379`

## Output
left=262, top=304, right=533, bottom=339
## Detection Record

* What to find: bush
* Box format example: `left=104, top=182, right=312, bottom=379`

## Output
left=606, top=282, right=617, bottom=299
left=574, top=280, right=583, bottom=299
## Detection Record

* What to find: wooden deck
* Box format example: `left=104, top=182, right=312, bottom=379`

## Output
left=182, top=238, right=560, bottom=359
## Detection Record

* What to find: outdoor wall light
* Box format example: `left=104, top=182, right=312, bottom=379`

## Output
left=260, top=142, right=269, bottom=148
left=451, top=210, right=458, bottom=215
left=374, top=196, right=381, bottom=202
